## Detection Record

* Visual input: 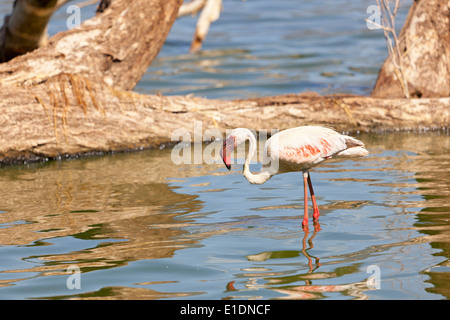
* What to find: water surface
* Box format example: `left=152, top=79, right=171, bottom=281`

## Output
left=0, top=132, right=449, bottom=300
left=1, top=0, right=449, bottom=300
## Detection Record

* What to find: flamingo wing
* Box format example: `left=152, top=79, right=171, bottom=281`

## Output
left=264, top=126, right=366, bottom=172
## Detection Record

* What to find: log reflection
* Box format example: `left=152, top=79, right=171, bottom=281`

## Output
left=0, top=148, right=219, bottom=293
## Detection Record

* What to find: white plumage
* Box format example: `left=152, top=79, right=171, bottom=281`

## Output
left=264, top=126, right=368, bottom=174
left=220, top=125, right=369, bottom=229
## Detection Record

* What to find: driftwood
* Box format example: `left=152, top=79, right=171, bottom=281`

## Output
left=1, top=85, right=448, bottom=164
left=0, top=0, right=449, bottom=165
left=372, top=0, right=450, bottom=98
left=0, top=0, right=180, bottom=91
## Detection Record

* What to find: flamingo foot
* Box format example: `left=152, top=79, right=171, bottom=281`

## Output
left=313, top=209, right=320, bottom=221
left=302, top=218, right=309, bottom=231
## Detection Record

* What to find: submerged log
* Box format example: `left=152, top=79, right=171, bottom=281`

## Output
left=0, top=0, right=448, bottom=165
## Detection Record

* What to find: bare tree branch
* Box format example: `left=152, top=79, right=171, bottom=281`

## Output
left=178, top=0, right=207, bottom=17
left=0, top=0, right=59, bottom=62
left=372, top=0, right=450, bottom=98
left=375, top=0, right=410, bottom=98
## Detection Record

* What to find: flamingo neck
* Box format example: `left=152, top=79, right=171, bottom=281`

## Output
left=242, top=130, right=272, bottom=185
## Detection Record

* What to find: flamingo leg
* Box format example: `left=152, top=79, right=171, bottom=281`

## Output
left=302, top=171, right=309, bottom=228
left=306, top=171, right=320, bottom=221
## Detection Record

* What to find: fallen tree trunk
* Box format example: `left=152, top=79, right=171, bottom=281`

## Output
left=1, top=80, right=448, bottom=164
left=0, top=0, right=449, bottom=165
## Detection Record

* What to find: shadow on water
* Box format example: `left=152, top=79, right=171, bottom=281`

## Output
left=0, top=131, right=449, bottom=299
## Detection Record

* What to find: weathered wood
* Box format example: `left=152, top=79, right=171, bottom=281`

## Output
left=0, top=0, right=183, bottom=90
left=188, top=0, right=222, bottom=53
left=1, top=79, right=448, bottom=164
left=372, top=0, right=450, bottom=98
left=0, top=0, right=449, bottom=165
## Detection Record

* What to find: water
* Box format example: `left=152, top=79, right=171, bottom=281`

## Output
left=0, top=132, right=449, bottom=300
left=136, top=0, right=400, bottom=99
left=1, top=0, right=450, bottom=300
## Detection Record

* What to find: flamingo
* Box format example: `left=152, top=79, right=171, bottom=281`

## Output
left=219, top=126, right=369, bottom=229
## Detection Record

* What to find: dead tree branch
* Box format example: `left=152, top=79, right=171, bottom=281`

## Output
left=178, top=0, right=223, bottom=53
left=0, top=0, right=59, bottom=62
left=377, top=0, right=410, bottom=98
left=372, top=0, right=450, bottom=98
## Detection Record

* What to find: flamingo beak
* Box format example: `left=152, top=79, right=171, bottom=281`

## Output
left=220, top=136, right=235, bottom=170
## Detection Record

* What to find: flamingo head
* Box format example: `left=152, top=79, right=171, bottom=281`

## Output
left=220, top=135, right=236, bottom=170
left=220, top=129, right=251, bottom=170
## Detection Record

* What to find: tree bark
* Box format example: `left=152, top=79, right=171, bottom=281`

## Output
left=0, top=0, right=449, bottom=165
left=1, top=84, right=448, bottom=164
left=371, top=0, right=450, bottom=98
left=0, top=0, right=182, bottom=91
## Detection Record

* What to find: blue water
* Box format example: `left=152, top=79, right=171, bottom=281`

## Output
left=1, top=0, right=449, bottom=300
left=1, top=132, right=449, bottom=300
left=136, top=0, right=399, bottom=99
